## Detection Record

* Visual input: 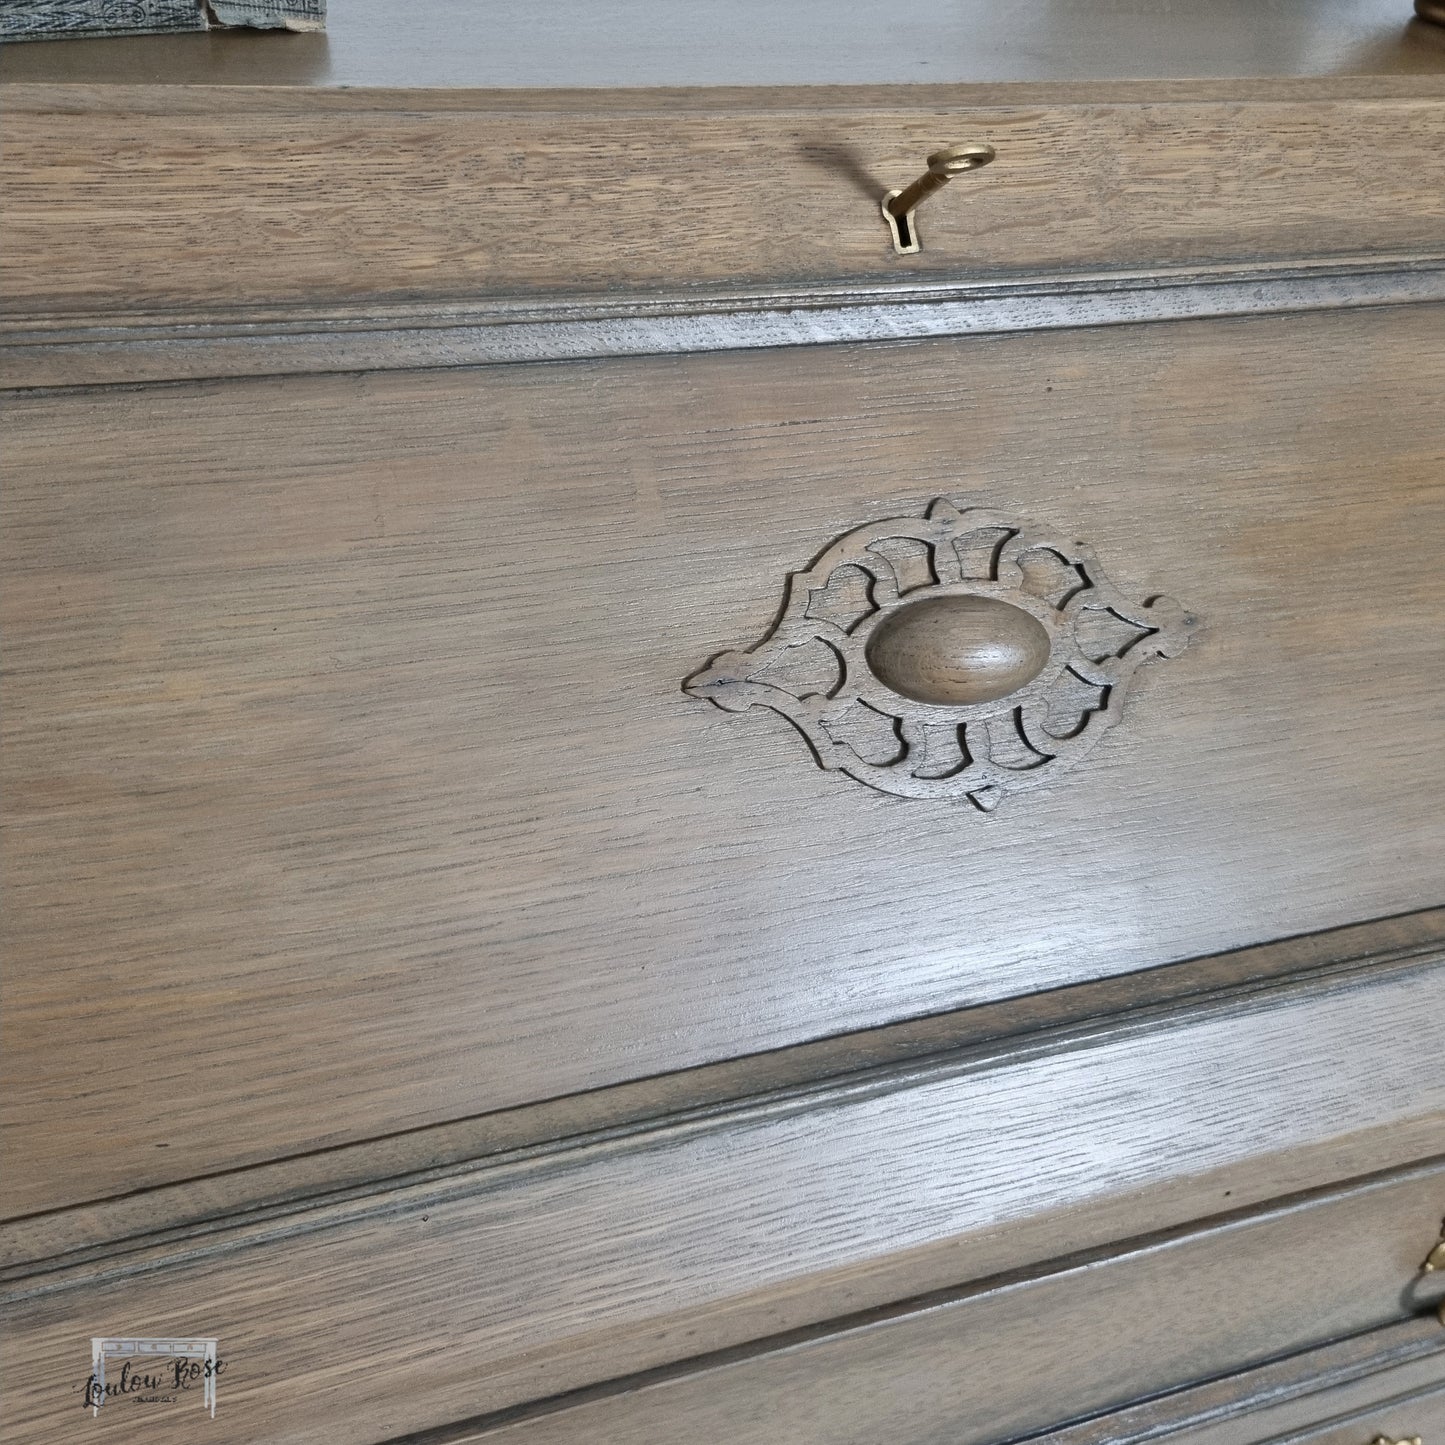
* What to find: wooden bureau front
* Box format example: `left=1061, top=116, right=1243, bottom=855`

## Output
left=3, top=22, right=1444, bottom=1445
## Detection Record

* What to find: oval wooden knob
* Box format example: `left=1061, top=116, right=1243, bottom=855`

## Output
left=866, top=595, right=1051, bottom=706
left=685, top=497, right=1200, bottom=809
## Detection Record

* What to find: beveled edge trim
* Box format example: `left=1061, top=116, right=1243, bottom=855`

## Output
left=4, top=254, right=1445, bottom=389
left=2, top=907, right=1443, bottom=1292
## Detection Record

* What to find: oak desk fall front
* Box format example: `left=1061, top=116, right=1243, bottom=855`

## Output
left=3, top=3, right=1445, bottom=1442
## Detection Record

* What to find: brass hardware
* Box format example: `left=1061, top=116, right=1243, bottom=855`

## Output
left=1424, top=1219, right=1445, bottom=1323
left=1416, top=0, right=1445, bottom=26
left=882, top=143, right=996, bottom=255
left=1370, top=1437, right=1422, bottom=1445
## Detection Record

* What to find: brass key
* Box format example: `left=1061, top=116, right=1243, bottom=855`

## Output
left=882, top=143, right=996, bottom=255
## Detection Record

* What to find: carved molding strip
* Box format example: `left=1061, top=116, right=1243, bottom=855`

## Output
left=686, top=499, right=1199, bottom=807
left=6, top=255, right=1445, bottom=389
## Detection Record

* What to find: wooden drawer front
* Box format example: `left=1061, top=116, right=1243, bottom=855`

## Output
left=5, top=303, right=1445, bottom=1215
left=4, top=89, right=1444, bottom=316
left=3, top=984, right=1443, bottom=1445
left=400, top=1167, right=1445, bottom=1445
left=434, top=1168, right=1445, bottom=1445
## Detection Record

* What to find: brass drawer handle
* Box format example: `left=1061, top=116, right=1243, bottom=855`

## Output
left=1422, top=1228, right=1445, bottom=1273
left=685, top=498, right=1198, bottom=810
left=882, top=143, right=995, bottom=254
left=1424, top=1217, right=1445, bottom=1323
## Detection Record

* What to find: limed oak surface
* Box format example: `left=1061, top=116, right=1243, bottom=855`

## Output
left=4, top=90, right=1445, bottom=317
left=7, top=257, right=1445, bottom=392
left=6, top=911, right=1437, bottom=1274
left=7, top=9, right=1445, bottom=1443
left=5, top=304, right=1445, bottom=1217
left=451, top=1165, right=1445, bottom=1445
left=3, top=960, right=1444, bottom=1444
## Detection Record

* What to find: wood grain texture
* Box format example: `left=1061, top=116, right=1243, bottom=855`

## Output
left=5, top=304, right=1445, bottom=1217
left=4, top=90, right=1445, bottom=317
left=3, top=962, right=1444, bottom=1444
left=7, top=13, right=1445, bottom=1442
left=440, top=1170, right=1445, bottom=1445
left=2, top=0, right=1444, bottom=90
left=6, top=909, right=1438, bottom=1277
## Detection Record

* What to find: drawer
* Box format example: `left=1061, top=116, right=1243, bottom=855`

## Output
left=6, top=17, right=1445, bottom=1445
left=3, top=86, right=1444, bottom=319
left=428, top=1167, right=1445, bottom=1445
left=5, top=302, right=1445, bottom=1215
left=3, top=997, right=1443, bottom=1445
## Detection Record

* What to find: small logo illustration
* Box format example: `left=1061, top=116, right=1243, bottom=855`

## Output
left=85, top=1337, right=223, bottom=1417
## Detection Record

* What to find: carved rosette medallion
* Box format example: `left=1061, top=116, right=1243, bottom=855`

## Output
left=684, top=499, right=1199, bottom=808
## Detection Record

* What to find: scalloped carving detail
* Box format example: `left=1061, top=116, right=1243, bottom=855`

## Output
left=684, top=499, right=1200, bottom=809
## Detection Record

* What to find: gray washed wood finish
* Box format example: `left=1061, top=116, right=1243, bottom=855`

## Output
left=6, top=258, right=1445, bottom=390
left=5, top=14, right=1445, bottom=1443
left=3, top=955, right=1444, bottom=1443
left=4, top=910, right=1437, bottom=1276
left=447, top=1169, right=1445, bottom=1445
left=5, top=89, right=1445, bottom=322
left=7, top=306, right=1445, bottom=1216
